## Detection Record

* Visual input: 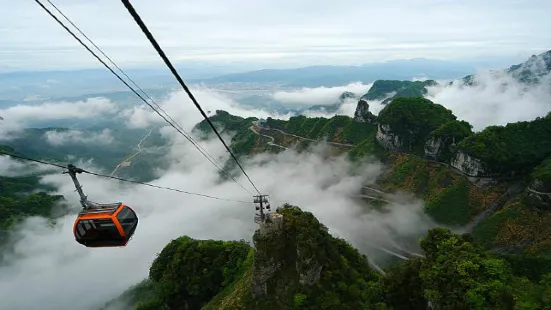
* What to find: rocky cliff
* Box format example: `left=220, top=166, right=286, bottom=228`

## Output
left=450, top=151, right=489, bottom=177
left=247, top=205, right=383, bottom=309
left=375, top=123, right=404, bottom=151
left=424, top=136, right=445, bottom=159
left=376, top=97, right=457, bottom=154
left=353, top=99, right=376, bottom=123
left=527, top=180, right=551, bottom=209
left=424, top=120, right=473, bottom=161
left=526, top=157, right=551, bottom=209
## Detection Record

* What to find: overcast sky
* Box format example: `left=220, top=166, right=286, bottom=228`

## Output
left=1, top=0, right=549, bottom=71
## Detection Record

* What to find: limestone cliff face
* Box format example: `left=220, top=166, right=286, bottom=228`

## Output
left=353, top=99, right=376, bottom=123
left=251, top=212, right=322, bottom=299
left=450, top=151, right=489, bottom=177
left=424, top=137, right=444, bottom=159
left=376, top=124, right=404, bottom=151
left=424, top=136, right=459, bottom=161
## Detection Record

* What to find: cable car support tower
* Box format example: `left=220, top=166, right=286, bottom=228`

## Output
left=253, top=194, right=270, bottom=224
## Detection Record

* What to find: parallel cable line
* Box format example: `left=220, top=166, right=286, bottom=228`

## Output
left=0, top=150, right=250, bottom=203
left=120, top=0, right=262, bottom=195
left=34, top=0, right=254, bottom=195
left=45, top=0, right=228, bottom=180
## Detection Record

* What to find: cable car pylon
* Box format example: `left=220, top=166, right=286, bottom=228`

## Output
left=253, top=194, right=271, bottom=223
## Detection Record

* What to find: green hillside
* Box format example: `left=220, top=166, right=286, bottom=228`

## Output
left=110, top=208, right=551, bottom=309
left=0, top=146, right=66, bottom=230
left=361, top=80, right=437, bottom=104
left=194, top=101, right=551, bottom=257
left=457, top=114, right=551, bottom=175
left=106, top=206, right=387, bottom=310
left=377, top=97, right=457, bottom=154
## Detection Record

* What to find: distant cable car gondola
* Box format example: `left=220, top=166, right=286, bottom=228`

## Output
left=65, top=164, right=138, bottom=248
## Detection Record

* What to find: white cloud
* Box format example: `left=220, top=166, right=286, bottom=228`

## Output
left=0, top=97, right=117, bottom=121
left=122, top=86, right=293, bottom=130
left=0, top=97, right=118, bottom=139
left=425, top=69, right=551, bottom=131
left=272, top=82, right=370, bottom=107
left=0, top=132, right=436, bottom=310
left=1, top=0, right=549, bottom=70
left=0, top=155, right=58, bottom=177
left=44, top=129, right=115, bottom=146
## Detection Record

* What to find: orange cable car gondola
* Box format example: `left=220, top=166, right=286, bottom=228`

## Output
left=66, top=164, right=138, bottom=248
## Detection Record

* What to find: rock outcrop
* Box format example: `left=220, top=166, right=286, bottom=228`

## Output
left=527, top=179, right=551, bottom=209
left=424, top=137, right=444, bottom=159
left=424, top=136, right=460, bottom=161
left=252, top=211, right=324, bottom=298
left=376, top=124, right=404, bottom=151
left=424, top=120, right=473, bottom=161
left=353, top=99, right=376, bottom=123
left=450, top=151, right=489, bottom=177
left=249, top=205, right=382, bottom=308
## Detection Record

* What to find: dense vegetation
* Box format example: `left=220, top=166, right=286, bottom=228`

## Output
left=0, top=147, right=66, bottom=230
left=111, top=209, right=551, bottom=310
left=378, top=97, right=457, bottom=153
left=430, top=120, right=473, bottom=141
left=381, top=153, right=503, bottom=226
left=361, top=80, right=437, bottom=104
left=2, top=127, right=166, bottom=175
left=105, top=237, right=252, bottom=310
left=266, top=114, right=378, bottom=145
left=0, top=176, right=65, bottom=229
left=194, top=110, right=257, bottom=138
left=532, top=156, right=551, bottom=184
left=384, top=228, right=551, bottom=309
left=457, top=114, right=551, bottom=175
left=246, top=205, right=386, bottom=309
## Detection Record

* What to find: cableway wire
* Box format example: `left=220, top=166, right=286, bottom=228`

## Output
left=0, top=150, right=251, bottom=204
left=120, top=0, right=262, bottom=196
left=44, top=0, right=229, bottom=183
left=34, top=0, right=254, bottom=196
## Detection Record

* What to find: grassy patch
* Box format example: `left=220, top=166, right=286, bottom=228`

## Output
left=424, top=181, right=470, bottom=226
left=380, top=153, right=504, bottom=226
left=472, top=207, right=521, bottom=248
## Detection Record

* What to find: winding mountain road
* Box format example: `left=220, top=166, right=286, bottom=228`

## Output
left=248, top=124, right=426, bottom=264
left=249, top=125, right=288, bottom=150
left=110, top=129, right=153, bottom=177
left=263, top=126, right=354, bottom=147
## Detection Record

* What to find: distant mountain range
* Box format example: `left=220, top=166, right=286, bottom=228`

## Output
left=0, top=57, right=520, bottom=101
left=191, top=58, right=482, bottom=87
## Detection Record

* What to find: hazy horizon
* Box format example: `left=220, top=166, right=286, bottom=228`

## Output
left=3, top=0, right=550, bottom=72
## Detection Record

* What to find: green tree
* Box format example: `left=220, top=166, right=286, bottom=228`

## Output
left=419, top=228, right=516, bottom=309
left=378, top=97, right=457, bottom=153
left=383, top=258, right=426, bottom=309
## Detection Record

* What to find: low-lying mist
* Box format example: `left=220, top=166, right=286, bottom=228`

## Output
left=4, top=67, right=548, bottom=309
left=0, top=129, right=436, bottom=310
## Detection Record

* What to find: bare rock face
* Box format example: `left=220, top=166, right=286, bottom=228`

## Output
left=527, top=179, right=551, bottom=209
left=450, top=151, right=489, bottom=177
left=376, top=124, right=404, bottom=151
left=251, top=212, right=323, bottom=299
left=252, top=256, right=282, bottom=297
left=252, top=214, right=285, bottom=298
left=424, top=136, right=460, bottom=161
left=424, top=137, right=444, bottom=159
left=296, top=246, right=322, bottom=286
left=354, top=99, right=376, bottom=123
